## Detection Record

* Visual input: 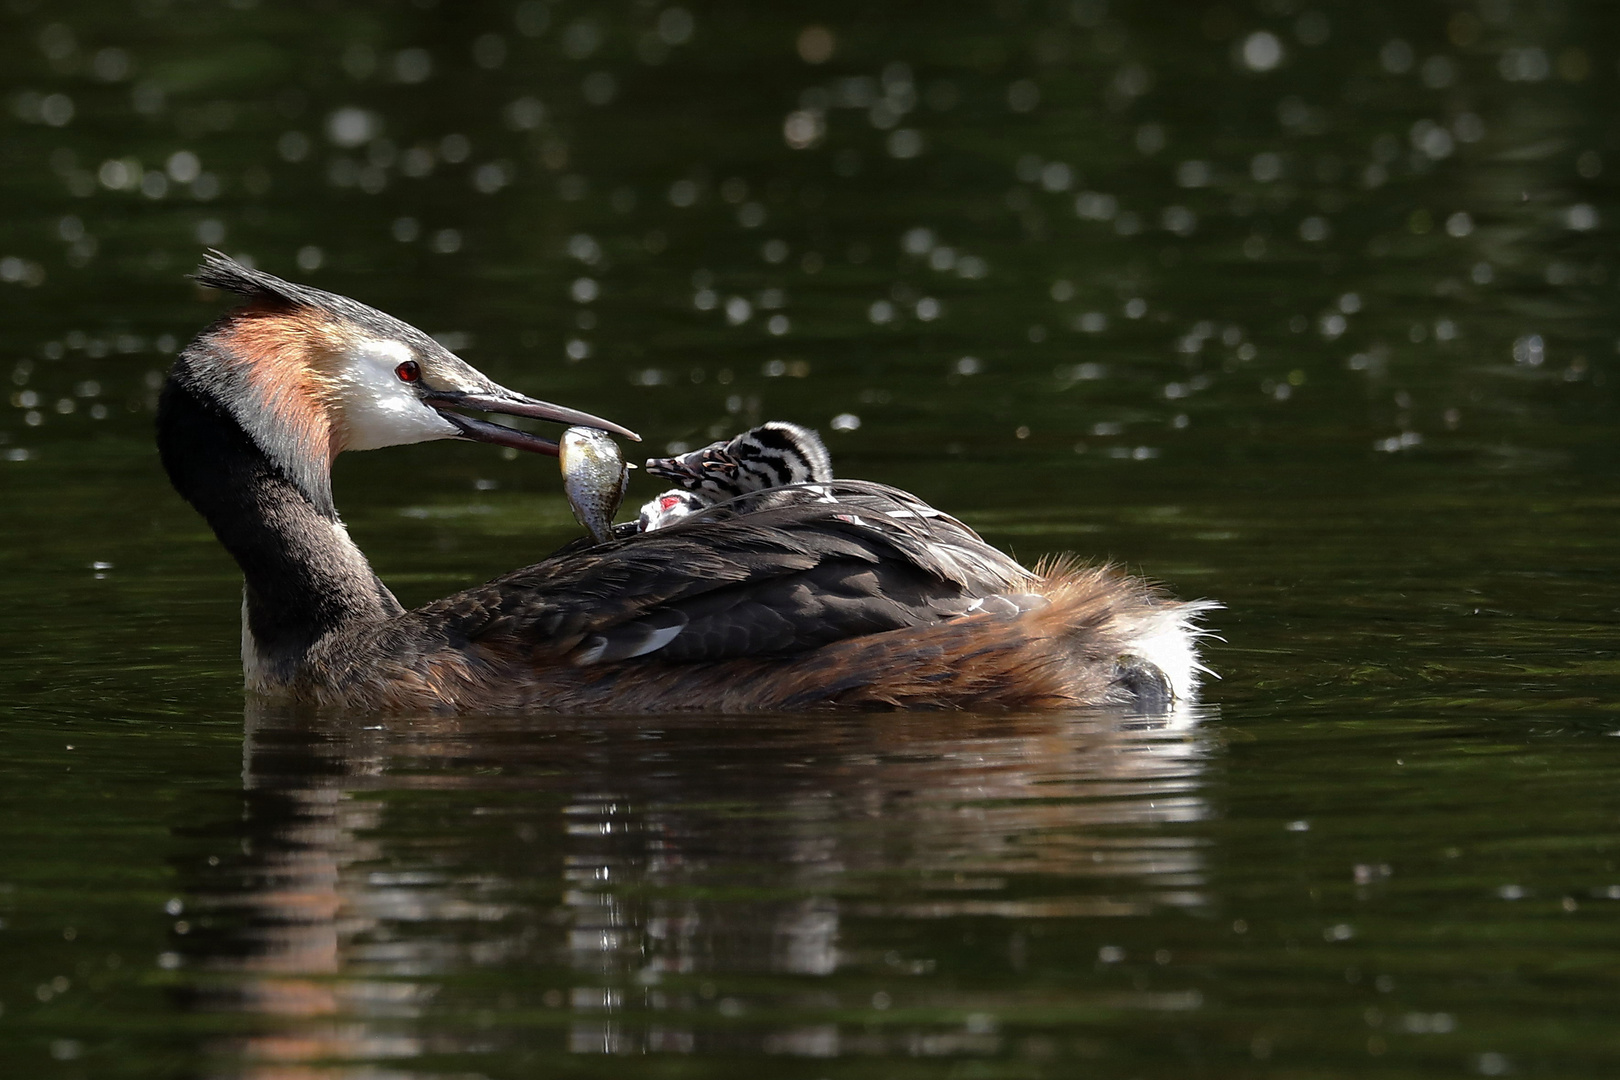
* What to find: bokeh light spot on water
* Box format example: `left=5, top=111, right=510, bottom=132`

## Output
left=440, top=133, right=470, bottom=163
left=394, top=48, right=433, bottom=84
left=1379, top=39, right=1414, bottom=75
left=473, top=162, right=512, bottom=194
left=583, top=71, right=617, bottom=106
left=505, top=96, right=544, bottom=130
left=1566, top=204, right=1599, bottom=231
left=1112, top=62, right=1153, bottom=106
left=165, top=151, right=200, bottom=184
left=1076, top=191, right=1118, bottom=220
left=669, top=179, right=698, bottom=207
left=325, top=106, right=379, bottom=148
left=1007, top=79, right=1040, bottom=113
left=657, top=7, right=694, bottom=47
left=1513, top=335, right=1545, bottom=367
left=472, top=33, right=507, bottom=70
left=783, top=109, right=824, bottom=149
left=1299, top=216, right=1330, bottom=242
left=37, top=21, right=75, bottom=62
left=1175, top=160, right=1211, bottom=188
left=796, top=25, right=834, bottom=64
left=1410, top=120, right=1454, bottom=161
left=567, top=234, right=601, bottom=265
left=1239, top=31, right=1283, bottom=73
left=41, top=93, right=74, bottom=127
left=1420, top=55, right=1456, bottom=89
left=1162, top=206, right=1196, bottom=237
left=886, top=128, right=923, bottom=159
left=1499, top=47, right=1550, bottom=82
left=563, top=19, right=602, bottom=60
left=902, top=227, right=934, bottom=256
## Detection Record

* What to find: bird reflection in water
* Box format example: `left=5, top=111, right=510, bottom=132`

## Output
left=175, top=703, right=1214, bottom=1075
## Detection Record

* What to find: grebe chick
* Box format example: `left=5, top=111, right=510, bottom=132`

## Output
left=159, top=254, right=1214, bottom=713
left=638, top=421, right=831, bottom=531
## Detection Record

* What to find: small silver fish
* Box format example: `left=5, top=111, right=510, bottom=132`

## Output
left=560, top=426, right=630, bottom=545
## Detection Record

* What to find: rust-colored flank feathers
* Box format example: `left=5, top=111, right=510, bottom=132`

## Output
left=158, top=254, right=1216, bottom=715
left=324, top=562, right=1206, bottom=713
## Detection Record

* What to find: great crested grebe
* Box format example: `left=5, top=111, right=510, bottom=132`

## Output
left=637, top=421, right=832, bottom=531
left=159, top=253, right=1214, bottom=712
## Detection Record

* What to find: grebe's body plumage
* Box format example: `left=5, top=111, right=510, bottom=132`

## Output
left=159, top=256, right=1213, bottom=713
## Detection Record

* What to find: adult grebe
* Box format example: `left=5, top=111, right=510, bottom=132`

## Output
left=158, top=253, right=1213, bottom=712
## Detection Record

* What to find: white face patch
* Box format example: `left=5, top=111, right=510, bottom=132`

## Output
left=332, top=338, right=461, bottom=452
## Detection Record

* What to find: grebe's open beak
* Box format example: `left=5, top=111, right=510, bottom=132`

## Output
left=424, top=387, right=640, bottom=457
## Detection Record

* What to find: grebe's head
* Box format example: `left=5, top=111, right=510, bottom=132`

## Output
left=170, top=252, right=636, bottom=509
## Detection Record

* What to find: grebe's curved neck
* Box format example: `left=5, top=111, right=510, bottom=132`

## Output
left=158, top=373, right=402, bottom=686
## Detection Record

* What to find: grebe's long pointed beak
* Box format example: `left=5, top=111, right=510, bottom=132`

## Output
left=424, top=386, right=640, bottom=457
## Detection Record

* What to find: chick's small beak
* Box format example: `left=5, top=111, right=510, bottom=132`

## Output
left=423, top=387, right=640, bottom=457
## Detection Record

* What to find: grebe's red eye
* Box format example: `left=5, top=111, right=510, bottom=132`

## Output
left=395, top=360, right=420, bottom=383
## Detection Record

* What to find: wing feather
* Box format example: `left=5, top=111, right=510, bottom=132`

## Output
left=425, top=480, right=1036, bottom=667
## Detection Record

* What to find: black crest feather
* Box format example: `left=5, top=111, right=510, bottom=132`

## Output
left=192, top=250, right=322, bottom=309
left=189, top=250, right=443, bottom=351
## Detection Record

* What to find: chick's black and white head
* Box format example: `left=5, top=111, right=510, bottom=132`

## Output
left=645, top=421, right=832, bottom=502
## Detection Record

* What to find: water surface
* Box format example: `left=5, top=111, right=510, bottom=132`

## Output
left=3, top=1, right=1619, bottom=1075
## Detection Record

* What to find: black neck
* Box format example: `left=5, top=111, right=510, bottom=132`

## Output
left=157, top=378, right=403, bottom=684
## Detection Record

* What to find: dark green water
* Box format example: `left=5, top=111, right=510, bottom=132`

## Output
left=4, top=0, right=1620, bottom=1075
